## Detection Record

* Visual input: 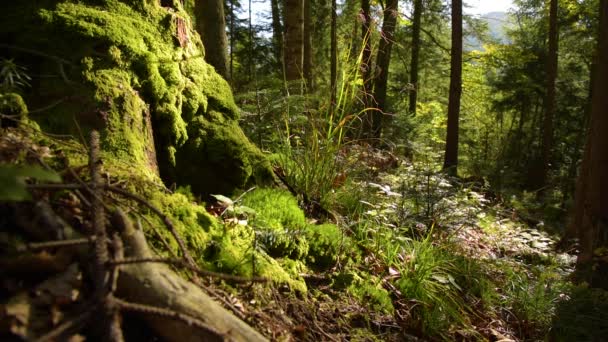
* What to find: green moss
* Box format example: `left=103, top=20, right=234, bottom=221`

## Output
left=203, top=223, right=307, bottom=292
left=8, top=0, right=272, bottom=196
left=138, top=185, right=217, bottom=257
left=170, top=116, right=274, bottom=196
left=241, top=188, right=309, bottom=259
left=306, top=223, right=346, bottom=269
left=335, top=272, right=394, bottom=314
left=0, top=93, right=27, bottom=116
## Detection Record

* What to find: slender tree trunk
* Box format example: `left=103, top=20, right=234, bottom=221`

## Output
left=574, top=0, right=608, bottom=290
left=565, top=62, right=596, bottom=243
left=303, top=0, right=313, bottom=91
left=360, top=0, right=374, bottom=138
left=248, top=0, right=254, bottom=83
left=271, top=0, right=284, bottom=75
left=195, top=0, right=229, bottom=80
left=229, top=0, right=235, bottom=83
left=284, top=0, right=304, bottom=92
left=443, top=0, right=462, bottom=175
left=371, top=0, right=398, bottom=138
left=539, top=0, right=559, bottom=196
left=409, top=0, right=422, bottom=115
left=330, top=0, right=337, bottom=106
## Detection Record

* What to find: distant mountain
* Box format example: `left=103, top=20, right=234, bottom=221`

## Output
left=464, top=11, right=512, bottom=51
left=481, top=11, right=511, bottom=43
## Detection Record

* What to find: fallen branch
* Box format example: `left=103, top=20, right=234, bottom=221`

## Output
left=17, top=238, right=93, bottom=252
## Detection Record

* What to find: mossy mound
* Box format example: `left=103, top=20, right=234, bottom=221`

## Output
left=0, top=93, right=27, bottom=117
left=306, top=223, right=347, bottom=269
left=1, top=0, right=272, bottom=196
left=241, top=188, right=310, bottom=259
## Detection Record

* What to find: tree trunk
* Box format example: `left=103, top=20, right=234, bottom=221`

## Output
left=564, top=62, right=596, bottom=243
left=574, top=0, right=608, bottom=290
left=330, top=0, right=337, bottom=106
left=539, top=0, right=559, bottom=196
left=409, top=0, right=422, bottom=115
left=443, top=0, right=462, bottom=176
left=303, top=0, right=313, bottom=91
left=271, top=0, right=284, bottom=76
left=249, top=0, right=254, bottom=83
left=195, top=0, right=229, bottom=80
left=360, top=0, right=374, bottom=139
left=371, top=0, right=398, bottom=138
left=284, top=0, right=304, bottom=91
left=230, top=0, right=235, bottom=82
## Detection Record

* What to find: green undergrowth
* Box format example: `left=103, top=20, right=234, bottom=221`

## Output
left=332, top=272, right=394, bottom=314
left=551, top=286, right=608, bottom=341
left=332, top=159, right=579, bottom=340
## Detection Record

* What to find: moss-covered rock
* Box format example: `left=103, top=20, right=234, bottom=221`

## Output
left=1, top=0, right=272, bottom=196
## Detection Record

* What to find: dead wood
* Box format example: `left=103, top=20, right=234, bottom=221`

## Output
left=114, top=208, right=268, bottom=342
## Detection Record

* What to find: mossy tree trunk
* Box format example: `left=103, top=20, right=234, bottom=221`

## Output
left=0, top=0, right=272, bottom=197
left=303, top=0, right=313, bottom=92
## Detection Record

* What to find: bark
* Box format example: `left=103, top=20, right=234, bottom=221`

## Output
left=443, top=0, right=462, bottom=175
left=284, top=0, right=304, bottom=90
left=271, top=0, right=284, bottom=75
left=409, top=0, right=423, bottom=115
left=195, top=0, right=229, bottom=80
left=303, top=0, right=313, bottom=91
left=330, top=0, right=337, bottom=106
left=538, top=0, right=559, bottom=196
left=574, top=0, right=608, bottom=289
left=371, top=0, right=398, bottom=138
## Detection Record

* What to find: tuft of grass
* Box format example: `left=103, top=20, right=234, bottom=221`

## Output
left=393, top=235, right=476, bottom=338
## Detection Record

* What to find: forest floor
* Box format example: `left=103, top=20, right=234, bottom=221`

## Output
left=207, top=146, right=593, bottom=341
left=1, top=128, right=607, bottom=341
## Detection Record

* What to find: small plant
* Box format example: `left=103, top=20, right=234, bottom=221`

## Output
left=274, top=41, right=372, bottom=210
left=392, top=234, right=475, bottom=338
left=0, top=58, right=31, bottom=92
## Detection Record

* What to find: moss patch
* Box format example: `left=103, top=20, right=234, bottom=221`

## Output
left=306, top=223, right=347, bottom=270
left=203, top=222, right=307, bottom=292
left=333, top=272, right=394, bottom=314
left=241, top=188, right=310, bottom=259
